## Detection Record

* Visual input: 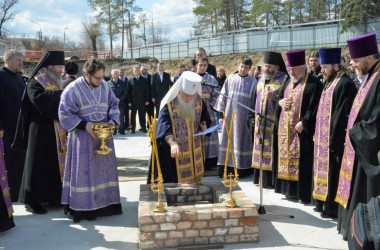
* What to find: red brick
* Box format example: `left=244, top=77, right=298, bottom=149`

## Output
left=199, top=229, right=213, bottom=237
left=183, top=212, right=197, bottom=221
left=185, top=229, right=199, bottom=237
left=153, top=214, right=166, bottom=223
left=140, top=224, right=159, bottom=232
left=209, top=219, right=224, bottom=228
left=139, top=232, right=153, bottom=241
left=177, top=221, right=192, bottom=230
left=240, top=217, right=258, bottom=226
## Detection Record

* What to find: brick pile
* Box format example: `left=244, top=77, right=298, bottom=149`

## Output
left=138, top=182, right=259, bottom=249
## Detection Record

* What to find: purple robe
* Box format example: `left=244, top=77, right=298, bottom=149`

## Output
left=215, top=73, right=257, bottom=169
left=59, top=77, right=121, bottom=211
left=201, top=73, right=220, bottom=158
left=252, top=72, right=289, bottom=171
left=0, top=139, right=13, bottom=218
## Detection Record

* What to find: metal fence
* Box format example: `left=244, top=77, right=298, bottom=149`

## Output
left=128, top=18, right=380, bottom=61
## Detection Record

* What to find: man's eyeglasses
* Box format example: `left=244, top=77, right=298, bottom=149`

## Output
left=90, top=74, right=104, bottom=81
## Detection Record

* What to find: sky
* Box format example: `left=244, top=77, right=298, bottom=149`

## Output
left=7, top=0, right=197, bottom=48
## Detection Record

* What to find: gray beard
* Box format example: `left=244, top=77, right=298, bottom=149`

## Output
left=178, top=97, right=195, bottom=121
left=46, top=69, right=63, bottom=89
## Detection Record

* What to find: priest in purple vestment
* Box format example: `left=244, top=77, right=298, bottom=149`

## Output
left=312, top=48, right=357, bottom=219
left=59, top=59, right=122, bottom=223
left=335, top=33, right=380, bottom=240
left=277, top=49, right=323, bottom=204
left=252, top=51, right=289, bottom=188
left=195, top=57, right=220, bottom=171
left=214, top=58, right=257, bottom=178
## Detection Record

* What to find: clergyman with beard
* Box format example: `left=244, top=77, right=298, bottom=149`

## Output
left=148, top=71, right=211, bottom=183
left=277, top=49, right=323, bottom=204
left=59, top=59, right=122, bottom=223
left=251, top=51, right=289, bottom=189
left=14, top=51, right=67, bottom=214
left=312, top=48, right=357, bottom=219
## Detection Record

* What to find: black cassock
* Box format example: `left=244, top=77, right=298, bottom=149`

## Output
left=337, top=60, right=380, bottom=240
left=147, top=102, right=211, bottom=184
left=314, top=74, right=357, bottom=217
left=0, top=67, right=26, bottom=201
left=15, top=78, right=63, bottom=205
left=277, top=73, right=323, bottom=203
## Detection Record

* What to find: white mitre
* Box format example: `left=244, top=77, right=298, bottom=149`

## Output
left=159, top=71, right=202, bottom=111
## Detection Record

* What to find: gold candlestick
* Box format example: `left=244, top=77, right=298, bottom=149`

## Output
left=222, top=112, right=239, bottom=208
left=147, top=114, right=166, bottom=213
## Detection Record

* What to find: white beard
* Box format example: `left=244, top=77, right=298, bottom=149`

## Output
left=178, top=96, right=195, bottom=121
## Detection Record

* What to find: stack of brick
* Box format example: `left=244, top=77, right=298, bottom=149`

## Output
left=138, top=183, right=259, bottom=249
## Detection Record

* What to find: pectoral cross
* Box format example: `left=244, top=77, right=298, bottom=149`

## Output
left=192, top=84, right=196, bottom=89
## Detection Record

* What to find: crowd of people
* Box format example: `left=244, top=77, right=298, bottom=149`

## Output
left=0, top=33, right=379, bottom=248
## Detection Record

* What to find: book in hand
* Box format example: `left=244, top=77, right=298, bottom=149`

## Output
left=194, top=123, right=222, bottom=136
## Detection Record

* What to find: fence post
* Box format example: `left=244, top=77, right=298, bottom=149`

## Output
left=232, top=33, right=235, bottom=54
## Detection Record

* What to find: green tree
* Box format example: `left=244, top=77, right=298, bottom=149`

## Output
left=341, top=0, right=380, bottom=33
left=88, top=0, right=119, bottom=53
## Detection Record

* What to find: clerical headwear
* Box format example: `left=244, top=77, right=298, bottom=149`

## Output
left=263, top=51, right=287, bottom=73
left=159, top=71, right=202, bottom=111
left=319, top=48, right=341, bottom=65
left=347, top=33, right=379, bottom=59
left=286, top=49, right=306, bottom=67
left=31, top=51, right=65, bottom=78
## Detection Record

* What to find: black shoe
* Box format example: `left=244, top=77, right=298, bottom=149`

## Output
left=138, top=128, right=143, bottom=131
left=313, top=207, right=323, bottom=213
left=141, top=129, right=147, bottom=133
left=300, top=199, right=311, bottom=204
left=119, top=131, right=125, bottom=135
left=131, top=130, right=135, bottom=134
left=73, top=216, right=82, bottom=223
left=25, top=204, right=48, bottom=214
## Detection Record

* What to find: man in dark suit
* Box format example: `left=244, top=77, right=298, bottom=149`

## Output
left=141, top=65, right=153, bottom=129
left=151, top=62, right=172, bottom=115
left=109, top=69, right=128, bottom=134
left=128, top=65, right=150, bottom=134
left=62, top=61, right=78, bottom=89
left=195, top=47, right=217, bottom=78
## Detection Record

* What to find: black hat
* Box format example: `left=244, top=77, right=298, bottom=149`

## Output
left=31, top=51, right=65, bottom=78
left=264, top=51, right=287, bottom=73
left=65, top=61, right=79, bottom=75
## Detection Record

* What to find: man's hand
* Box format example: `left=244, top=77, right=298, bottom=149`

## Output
left=218, top=119, right=224, bottom=124
left=279, top=98, right=292, bottom=111
left=295, top=121, right=303, bottom=134
left=85, top=122, right=97, bottom=139
left=0, top=130, right=3, bottom=138
left=128, top=103, right=132, bottom=107
left=170, top=144, right=181, bottom=158
left=145, top=102, right=149, bottom=105
left=152, top=98, right=155, bottom=103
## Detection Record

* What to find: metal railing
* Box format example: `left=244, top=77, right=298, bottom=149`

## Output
left=128, top=18, right=380, bottom=61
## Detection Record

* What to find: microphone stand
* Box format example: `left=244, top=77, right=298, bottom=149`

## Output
left=204, top=82, right=294, bottom=219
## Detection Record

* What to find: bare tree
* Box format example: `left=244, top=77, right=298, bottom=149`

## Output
left=0, top=0, right=19, bottom=38
left=82, top=18, right=103, bottom=58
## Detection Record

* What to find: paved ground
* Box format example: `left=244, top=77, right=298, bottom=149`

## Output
left=0, top=130, right=349, bottom=250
